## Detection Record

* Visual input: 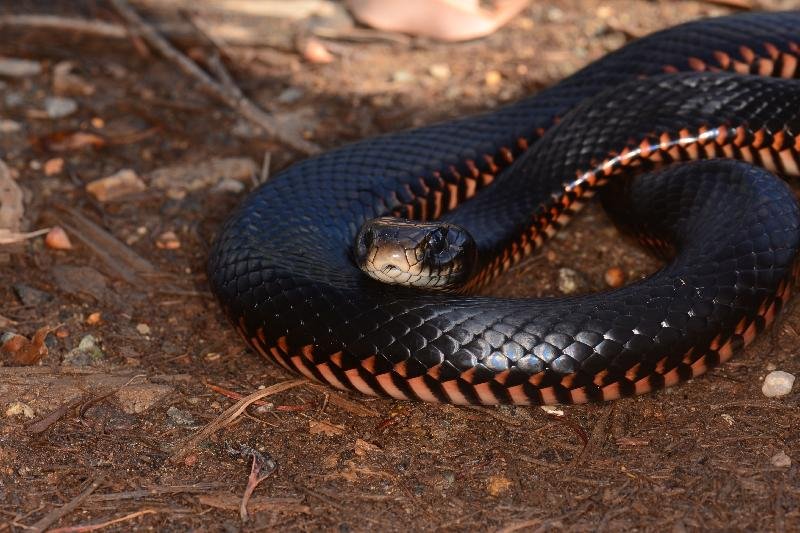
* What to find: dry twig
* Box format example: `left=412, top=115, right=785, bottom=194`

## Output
left=48, top=509, right=159, bottom=533
left=108, top=0, right=320, bottom=155
left=28, top=477, right=105, bottom=533
left=173, top=380, right=305, bottom=458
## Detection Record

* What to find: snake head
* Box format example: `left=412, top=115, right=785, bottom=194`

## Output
left=354, top=217, right=477, bottom=290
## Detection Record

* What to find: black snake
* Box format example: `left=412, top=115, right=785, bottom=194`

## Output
left=208, top=11, right=800, bottom=405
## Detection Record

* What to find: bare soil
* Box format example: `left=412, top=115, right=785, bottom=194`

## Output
left=0, top=1, right=798, bottom=531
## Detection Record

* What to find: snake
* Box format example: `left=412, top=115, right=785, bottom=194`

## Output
left=208, top=11, right=800, bottom=405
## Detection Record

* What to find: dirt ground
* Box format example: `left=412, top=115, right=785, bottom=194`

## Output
left=0, top=0, right=798, bottom=531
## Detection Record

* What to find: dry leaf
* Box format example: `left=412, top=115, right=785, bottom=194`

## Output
left=0, top=326, right=51, bottom=365
left=86, top=169, right=146, bottom=202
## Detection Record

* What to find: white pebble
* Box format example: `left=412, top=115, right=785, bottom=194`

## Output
left=762, top=370, right=795, bottom=397
left=136, top=323, right=151, bottom=335
left=44, top=96, right=78, bottom=119
left=771, top=451, right=791, bottom=468
left=0, top=57, right=41, bottom=78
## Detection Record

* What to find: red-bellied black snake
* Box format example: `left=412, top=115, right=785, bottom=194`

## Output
left=208, top=11, right=800, bottom=405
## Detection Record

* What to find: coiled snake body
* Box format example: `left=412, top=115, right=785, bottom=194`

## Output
left=209, top=12, right=800, bottom=405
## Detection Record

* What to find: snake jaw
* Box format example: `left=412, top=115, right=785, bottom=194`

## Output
left=355, top=217, right=477, bottom=290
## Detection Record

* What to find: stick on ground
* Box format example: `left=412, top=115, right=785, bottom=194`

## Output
left=108, top=0, right=320, bottom=155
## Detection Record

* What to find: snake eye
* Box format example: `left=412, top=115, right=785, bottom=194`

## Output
left=427, top=229, right=448, bottom=255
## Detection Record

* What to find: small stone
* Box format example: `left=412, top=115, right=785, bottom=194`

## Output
left=13, top=283, right=53, bottom=306
left=5, top=401, right=34, bottom=419
left=204, top=352, right=221, bottom=361
left=43, top=158, right=64, bottom=176
left=63, top=334, right=104, bottom=366
left=596, top=5, right=613, bottom=18
left=156, top=231, right=181, bottom=250
left=762, top=370, right=795, bottom=397
left=136, top=323, right=151, bottom=335
left=86, top=312, right=102, bottom=325
left=44, top=96, right=78, bottom=119
left=44, top=226, right=73, bottom=250
left=86, top=169, right=146, bottom=202
left=487, top=475, right=512, bottom=496
left=557, top=267, right=588, bottom=294
left=771, top=451, right=791, bottom=468
left=0, top=119, right=21, bottom=133
left=391, top=70, right=415, bottom=83
left=0, top=57, right=41, bottom=78
left=52, top=265, right=109, bottom=302
left=115, top=384, right=173, bottom=414
left=546, top=7, right=565, bottom=22
left=428, top=64, right=451, bottom=80
left=277, top=87, right=304, bottom=104
left=484, top=70, right=502, bottom=88
left=604, top=266, right=625, bottom=288
left=213, top=178, right=245, bottom=194
left=301, top=37, right=334, bottom=64
left=166, top=406, right=197, bottom=428
left=720, top=413, right=734, bottom=426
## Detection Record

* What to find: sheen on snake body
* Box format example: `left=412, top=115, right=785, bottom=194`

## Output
left=208, top=11, right=800, bottom=405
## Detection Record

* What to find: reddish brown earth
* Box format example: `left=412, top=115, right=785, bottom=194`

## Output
left=0, top=1, right=797, bottom=531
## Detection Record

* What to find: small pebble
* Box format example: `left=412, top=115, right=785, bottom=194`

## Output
left=604, top=266, right=625, bottom=288
left=44, top=96, right=78, bottom=119
left=392, top=70, right=415, bottom=83
left=0, top=119, right=21, bottom=133
left=301, top=37, right=334, bottom=64
left=486, top=475, right=512, bottom=496
left=156, top=231, right=181, bottom=250
left=720, top=413, right=734, bottom=426
left=428, top=63, right=451, bottom=80
left=213, top=178, right=245, bottom=194
left=63, top=334, right=104, bottom=366
left=86, top=312, right=102, bottom=325
left=166, top=406, right=198, bottom=428
left=5, top=401, right=34, bottom=419
left=277, top=87, right=304, bottom=104
left=44, top=226, right=73, bottom=250
left=484, top=70, right=502, bottom=88
left=762, top=370, right=795, bottom=397
left=771, top=451, right=791, bottom=468
left=557, top=267, right=588, bottom=294
left=13, top=283, right=53, bottom=306
left=0, top=57, right=41, bottom=78
left=136, top=323, right=151, bottom=335
left=43, top=158, right=64, bottom=176
left=86, top=169, right=146, bottom=202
